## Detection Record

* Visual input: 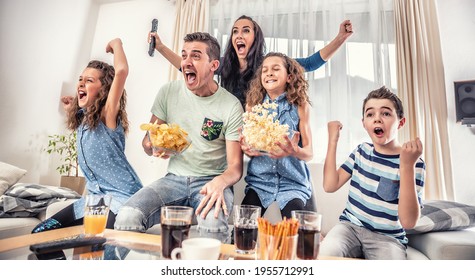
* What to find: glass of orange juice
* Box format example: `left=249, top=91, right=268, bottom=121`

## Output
left=84, top=194, right=111, bottom=236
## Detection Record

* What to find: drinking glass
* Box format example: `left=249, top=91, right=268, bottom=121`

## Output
left=291, top=210, right=322, bottom=260
left=257, top=232, right=298, bottom=260
left=160, top=206, right=193, bottom=259
left=84, top=194, right=111, bottom=236
left=233, top=205, right=261, bottom=254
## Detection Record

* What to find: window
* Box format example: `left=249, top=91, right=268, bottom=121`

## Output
left=210, top=0, right=396, bottom=163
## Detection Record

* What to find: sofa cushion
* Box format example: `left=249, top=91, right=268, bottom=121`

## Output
left=407, top=229, right=475, bottom=260
left=0, top=162, right=27, bottom=196
left=0, top=198, right=77, bottom=240
left=1, top=183, right=81, bottom=218
left=406, top=200, right=475, bottom=234
left=0, top=217, right=41, bottom=239
left=406, top=246, right=429, bottom=260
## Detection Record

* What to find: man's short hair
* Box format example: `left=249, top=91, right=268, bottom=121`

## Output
left=362, top=86, right=404, bottom=119
left=183, top=32, right=220, bottom=61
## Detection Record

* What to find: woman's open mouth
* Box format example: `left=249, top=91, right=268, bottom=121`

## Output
left=236, top=42, right=246, bottom=55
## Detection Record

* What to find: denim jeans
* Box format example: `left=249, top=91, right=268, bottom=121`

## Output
left=320, top=221, right=407, bottom=260
left=114, top=173, right=233, bottom=234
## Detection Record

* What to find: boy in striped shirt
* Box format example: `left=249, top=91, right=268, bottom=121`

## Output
left=320, top=86, right=425, bottom=259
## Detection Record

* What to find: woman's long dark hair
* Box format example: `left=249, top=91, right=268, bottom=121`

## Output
left=220, top=15, right=266, bottom=105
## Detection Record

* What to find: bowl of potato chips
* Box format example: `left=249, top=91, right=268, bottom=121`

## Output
left=140, top=121, right=191, bottom=157
left=242, top=101, right=293, bottom=154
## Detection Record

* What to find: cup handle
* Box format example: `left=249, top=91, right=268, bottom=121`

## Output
left=170, top=247, right=183, bottom=260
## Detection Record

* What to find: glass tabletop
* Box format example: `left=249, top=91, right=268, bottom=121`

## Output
left=0, top=225, right=234, bottom=260
left=0, top=239, right=159, bottom=260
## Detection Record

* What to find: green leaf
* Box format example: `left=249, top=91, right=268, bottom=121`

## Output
left=45, top=131, right=78, bottom=176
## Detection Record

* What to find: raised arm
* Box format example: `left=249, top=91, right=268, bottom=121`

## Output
left=149, top=32, right=181, bottom=69
left=60, top=96, right=75, bottom=113
left=319, top=20, right=353, bottom=61
left=295, top=20, right=353, bottom=72
left=323, top=121, right=350, bottom=192
left=398, top=137, right=423, bottom=229
left=103, top=38, right=128, bottom=129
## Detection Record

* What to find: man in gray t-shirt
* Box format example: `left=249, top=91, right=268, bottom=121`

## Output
left=115, top=32, right=243, bottom=237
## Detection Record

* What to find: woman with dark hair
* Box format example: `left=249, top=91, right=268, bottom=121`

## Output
left=150, top=15, right=353, bottom=107
left=220, top=15, right=266, bottom=106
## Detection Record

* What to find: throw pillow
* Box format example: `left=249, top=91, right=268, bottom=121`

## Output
left=0, top=162, right=27, bottom=196
left=406, top=200, right=475, bottom=234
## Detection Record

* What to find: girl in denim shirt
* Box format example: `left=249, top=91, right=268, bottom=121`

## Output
left=32, top=38, right=143, bottom=233
left=240, top=52, right=314, bottom=218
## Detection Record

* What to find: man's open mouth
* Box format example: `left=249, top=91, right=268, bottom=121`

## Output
left=185, top=70, right=197, bottom=83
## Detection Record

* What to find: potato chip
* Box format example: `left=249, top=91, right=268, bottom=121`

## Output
left=140, top=120, right=191, bottom=155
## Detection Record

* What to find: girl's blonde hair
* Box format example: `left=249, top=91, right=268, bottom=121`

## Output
left=245, top=52, right=310, bottom=108
left=65, top=60, right=129, bottom=133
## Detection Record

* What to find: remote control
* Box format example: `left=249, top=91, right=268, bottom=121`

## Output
left=29, top=235, right=107, bottom=254
left=148, top=19, right=158, bottom=57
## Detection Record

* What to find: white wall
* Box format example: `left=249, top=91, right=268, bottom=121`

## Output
left=0, top=0, right=98, bottom=183
left=0, top=0, right=174, bottom=187
left=90, top=0, right=176, bottom=185
left=437, top=0, right=475, bottom=205
left=0, top=0, right=474, bottom=205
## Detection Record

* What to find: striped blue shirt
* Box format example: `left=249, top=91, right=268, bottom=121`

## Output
left=244, top=93, right=312, bottom=209
left=340, top=142, right=425, bottom=244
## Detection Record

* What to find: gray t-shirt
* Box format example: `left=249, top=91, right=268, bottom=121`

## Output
left=151, top=80, right=243, bottom=176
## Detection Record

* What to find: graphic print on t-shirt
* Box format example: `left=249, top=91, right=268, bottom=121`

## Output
left=200, top=117, right=223, bottom=141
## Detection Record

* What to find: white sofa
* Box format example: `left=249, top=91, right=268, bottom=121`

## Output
left=233, top=162, right=475, bottom=260
left=0, top=161, right=80, bottom=239
left=0, top=199, right=77, bottom=240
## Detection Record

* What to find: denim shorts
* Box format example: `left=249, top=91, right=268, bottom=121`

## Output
left=114, top=173, right=233, bottom=234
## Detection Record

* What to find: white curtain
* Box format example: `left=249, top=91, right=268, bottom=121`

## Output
left=209, top=0, right=396, bottom=163
left=169, top=0, right=210, bottom=80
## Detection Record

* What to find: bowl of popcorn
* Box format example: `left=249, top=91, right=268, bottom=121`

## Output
left=140, top=121, right=191, bottom=157
left=242, top=101, right=293, bottom=154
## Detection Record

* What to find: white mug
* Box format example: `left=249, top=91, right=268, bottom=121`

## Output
left=170, top=237, right=221, bottom=260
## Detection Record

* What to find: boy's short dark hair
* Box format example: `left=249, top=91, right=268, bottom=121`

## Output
left=183, top=32, right=220, bottom=62
left=362, top=86, right=404, bottom=119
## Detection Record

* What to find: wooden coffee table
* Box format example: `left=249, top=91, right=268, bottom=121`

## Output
left=0, top=225, right=246, bottom=260
left=0, top=225, right=350, bottom=260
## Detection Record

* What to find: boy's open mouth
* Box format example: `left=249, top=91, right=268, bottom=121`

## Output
left=374, top=127, right=384, bottom=136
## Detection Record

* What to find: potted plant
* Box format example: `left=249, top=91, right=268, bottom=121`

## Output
left=45, top=131, right=86, bottom=194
